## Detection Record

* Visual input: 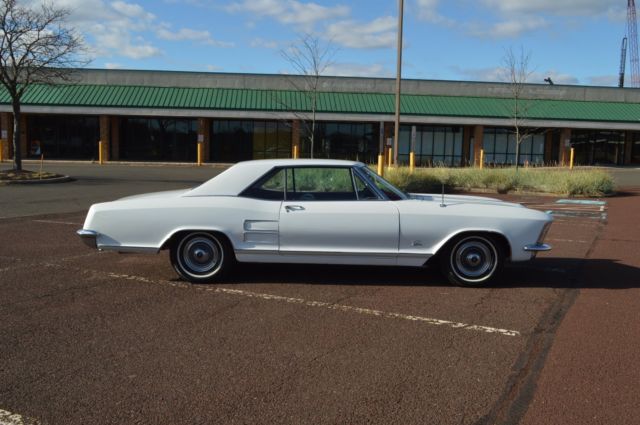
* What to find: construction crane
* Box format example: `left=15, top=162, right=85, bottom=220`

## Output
left=627, top=0, right=640, bottom=87
left=620, top=37, right=628, bottom=87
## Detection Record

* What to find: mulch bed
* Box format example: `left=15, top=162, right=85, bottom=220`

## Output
left=0, top=169, right=64, bottom=182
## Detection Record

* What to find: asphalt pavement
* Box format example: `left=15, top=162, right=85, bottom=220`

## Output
left=0, top=161, right=639, bottom=425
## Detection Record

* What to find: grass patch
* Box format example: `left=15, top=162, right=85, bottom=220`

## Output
left=379, top=166, right=615, bottom=197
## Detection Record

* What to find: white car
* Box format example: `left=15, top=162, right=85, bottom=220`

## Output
left=77, top=159, right=552, bottom=286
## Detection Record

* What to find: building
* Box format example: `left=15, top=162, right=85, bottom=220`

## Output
left=1, top=69, right=640, bottom=166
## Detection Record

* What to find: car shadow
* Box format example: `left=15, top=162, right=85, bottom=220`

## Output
left=216, top=257, right=640, bottom=290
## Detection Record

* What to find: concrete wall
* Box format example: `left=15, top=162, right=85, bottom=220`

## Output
left=71, top=68, right=640, bottom=103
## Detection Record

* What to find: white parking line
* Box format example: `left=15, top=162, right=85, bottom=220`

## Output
left=107, top=272, right=521, bottom=338
left=32, top=219, right=82, bottom=226
left=0, top=408, right=39, bottom=425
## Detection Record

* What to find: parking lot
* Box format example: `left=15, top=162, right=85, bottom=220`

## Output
left=1, top=163, right=639, bottom=424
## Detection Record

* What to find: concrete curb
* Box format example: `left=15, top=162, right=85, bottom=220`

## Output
left=0, top=175, right=73, bottom=186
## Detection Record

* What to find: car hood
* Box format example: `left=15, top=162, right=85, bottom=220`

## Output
left=409, top=193, right=524, bottom=208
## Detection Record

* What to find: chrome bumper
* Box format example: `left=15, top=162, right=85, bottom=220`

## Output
left=523, top=243, right=552, bottom=252
left=77, top=229, right=99, bottom=249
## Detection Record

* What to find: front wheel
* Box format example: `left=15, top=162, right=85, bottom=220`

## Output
left=440, top=235, right=504, bottom=287
left=170, top=232, right=231, bottom=283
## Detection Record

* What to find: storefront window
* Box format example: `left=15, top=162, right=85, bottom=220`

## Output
left=398, top=125, right=463, bottom=166
left=571, top=130, right=625, bottom=165
left=483, top=128, right=545, bottom=165
left=212, top=120, right=291, bottom=162
left=27, top=115, right=99, bottom=160
left=300, top=122, right=378, bottom=163
left=120, top=117, right=197, bottom=162
left=632, top=132, right=640, bottom=164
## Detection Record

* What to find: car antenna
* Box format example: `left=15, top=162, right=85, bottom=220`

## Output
left=440, top=182, right=446, bottom=208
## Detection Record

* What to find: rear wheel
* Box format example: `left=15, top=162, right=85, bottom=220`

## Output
left=170, top=232, right=231, bottom=283
left=440, top=234, right=504, bottom=287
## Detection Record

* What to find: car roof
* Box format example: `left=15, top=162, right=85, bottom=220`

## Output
left=185, top=159, right=364, bottom=197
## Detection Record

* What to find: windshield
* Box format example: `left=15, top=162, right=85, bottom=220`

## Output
left=359, top=166, right=408, bottom=200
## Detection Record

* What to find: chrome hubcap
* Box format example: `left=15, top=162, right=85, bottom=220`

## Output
left=466, top=253, right=481, bottom=266
left=453, top=239, right=495, bottom=279
left=181, top=236, right=220, bottom=275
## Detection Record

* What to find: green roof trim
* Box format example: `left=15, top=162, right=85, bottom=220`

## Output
left=1, top=83, right=639, bottom=124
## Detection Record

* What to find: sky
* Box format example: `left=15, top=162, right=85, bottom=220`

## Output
left=38, top=0, right=633, bottom=86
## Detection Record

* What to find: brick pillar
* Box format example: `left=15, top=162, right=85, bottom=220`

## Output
left=624, top=131, right=633, bottom=165
left=559, top=128, right=572, bottom=165
left=383, top=121, right=394, bottom=161
left=0, top=112, right=12, bottom=159
left=110, top=117, right=120, bottom=160
left=462, top=126, right=472, bottom=167
left=291, top=120, right=300, bottom=158
left=19, top=114, right=27, bottom=159
left=473, top=125, right=484, bottom=166
left=99, top=115, right=110, bottom=161
left=544, top=130, right=553, bottom=165
left=198, top=118, right=211, bottom=162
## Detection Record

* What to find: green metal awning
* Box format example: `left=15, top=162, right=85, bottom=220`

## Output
left=1, top=83, right=639, bottom=124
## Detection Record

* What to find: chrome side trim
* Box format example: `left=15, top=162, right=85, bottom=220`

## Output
left=523, top=243, right=552, bottom=252
left=77, top=229, right=98, bottom=249
left=99, top=245, right=160, bottom=254
left=235, top=249, right=422, bottom=258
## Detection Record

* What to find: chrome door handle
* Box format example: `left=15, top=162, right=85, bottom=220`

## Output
left=285, top=205, right=305, bottom=212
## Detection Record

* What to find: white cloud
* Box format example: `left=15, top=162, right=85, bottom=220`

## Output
left=250, top=38, right=279, bottom=49
left=104, top=62, right=123, bottom=69
left=111, top=1, right=155, bottom=22
left=479, top=0, right=622, bottom=17
left=588, top=75, right=619, bottom=86
left=453, top=65, right=579, bottom=85
left=38, top=0, right=162, bottom=60
left=156, top=26, right=234, bottom=47
left=327, top=16, right=396, bottom=49
left=467, top=16, right=548, bottom=38
left=228, top=0, right=349, bottom=27
left=416, top=0, right=454, bottom=25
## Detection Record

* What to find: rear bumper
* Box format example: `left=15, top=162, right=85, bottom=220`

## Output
left=523, top=243, right=552, bottom=252
left=77, top=229, right=99, bottom=249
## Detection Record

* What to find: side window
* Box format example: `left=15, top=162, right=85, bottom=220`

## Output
left=240, top=168, right=285, bottom=200
left=286, top=167, right=356, bottom=201
left=353, top=172, right=380, bottom=200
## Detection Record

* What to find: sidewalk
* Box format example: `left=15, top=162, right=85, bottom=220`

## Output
left=521, top=190, right=640, bottom=424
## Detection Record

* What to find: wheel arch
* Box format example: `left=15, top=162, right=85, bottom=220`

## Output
left=434, top=229, right=512, bottom=261
left=160, top=228, right=235, bottom=255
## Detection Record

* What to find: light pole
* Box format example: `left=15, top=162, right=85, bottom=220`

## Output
left=393, top=0, right=404, bottom=165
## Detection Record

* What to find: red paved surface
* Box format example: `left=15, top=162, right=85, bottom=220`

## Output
left=522, top=190, right=640, bottom=425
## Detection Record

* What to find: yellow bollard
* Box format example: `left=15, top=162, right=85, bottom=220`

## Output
left=98, top=141, right=104, bottom=165
left=409, top=151, right=415, bottom=173
left=569, top=147, right=575, bottom=170
left=377, top=154, right=385, bottom=177
left=197, top=142, right=203, bottom=166
left=387, top=148, right=393, bottom=167
left=293, top=145, right=299, bottom=159
left=479, top=149, right=484, bottom=170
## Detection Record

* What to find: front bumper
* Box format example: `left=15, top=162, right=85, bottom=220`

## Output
left=77, top=229, right=99, bottom=249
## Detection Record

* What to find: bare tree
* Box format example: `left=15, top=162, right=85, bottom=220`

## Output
left=502, top=47, right=536, bottom=170
left=280, top=33, right=334, bottom=158
left=0, top=0, right=86, bottom=171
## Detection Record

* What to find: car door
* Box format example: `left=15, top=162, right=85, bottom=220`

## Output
left=278, top=166, right=400, bottom=265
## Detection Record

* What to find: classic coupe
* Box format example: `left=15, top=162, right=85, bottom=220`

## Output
left=77, top=159, right=552, bottom=286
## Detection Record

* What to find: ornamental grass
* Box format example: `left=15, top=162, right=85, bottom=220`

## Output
left=380, top=166, right=615, bottom=197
